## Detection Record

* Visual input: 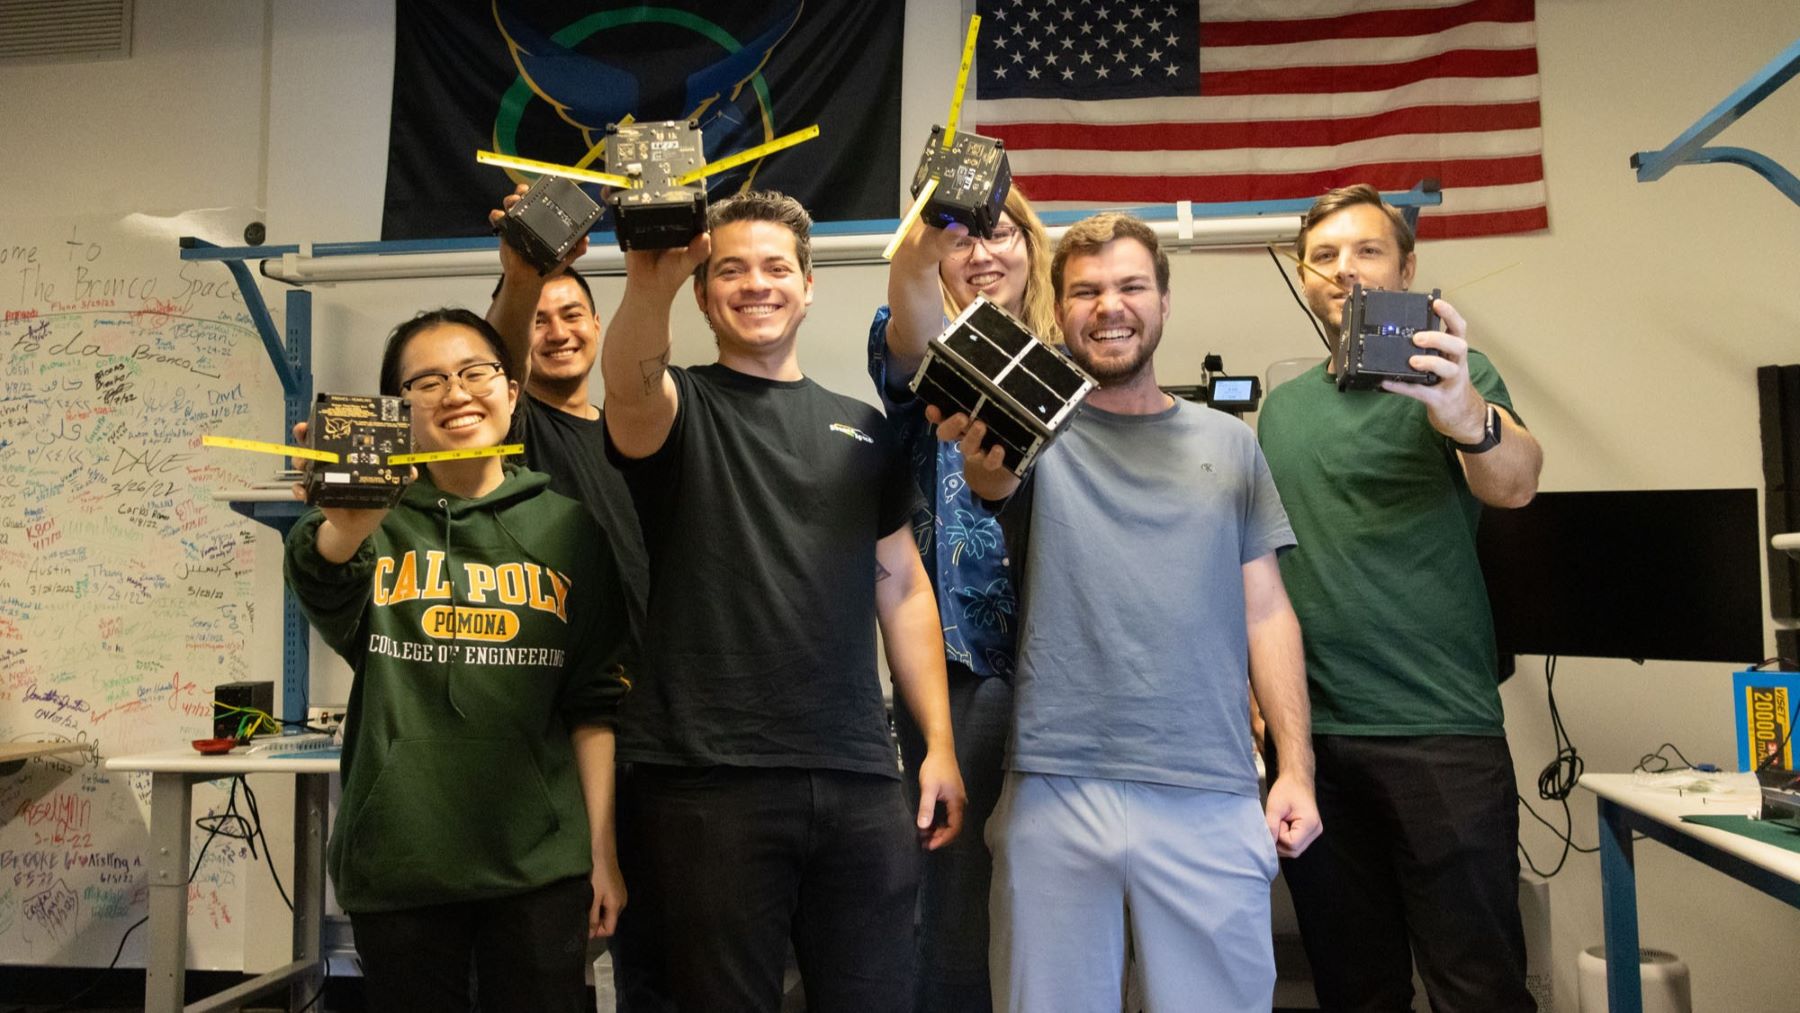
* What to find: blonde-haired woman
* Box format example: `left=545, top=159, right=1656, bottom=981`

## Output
left=867, top=185, right=1057, bottom=1012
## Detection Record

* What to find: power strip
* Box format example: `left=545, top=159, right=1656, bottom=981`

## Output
left=242, top=732, right=337, bottom=755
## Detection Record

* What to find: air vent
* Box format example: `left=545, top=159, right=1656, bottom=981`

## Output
left=0, top=0, right=132, bottom=64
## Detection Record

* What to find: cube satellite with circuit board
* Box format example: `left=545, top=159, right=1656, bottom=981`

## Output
left=909, top=296, right=1095, bottom=476
left=1334, top=284, right=1445, bottom=392
left=483, top=122, right=818, bottom=260
left=909, top=126, right=1012, bottom=239
left=496, top=174, right=606, bottom=275
left=604, top=120, right=709, bottom=251
left=302, top=393, right=412, bottom=509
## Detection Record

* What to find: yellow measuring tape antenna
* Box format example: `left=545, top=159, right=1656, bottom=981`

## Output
left=571, top=139, right=609, bottom=173
left=388, top=444, right=524, bottom=466
left=202, top=434, right=339, bottom=464
left=942, top=15, right=982, bottom=147
left=476, top=150, right=637, bottom=189
left=675, top=124, right=822, bottom=186
left=1267, top=244, right=1347, bottom=293
left=883, top=178, right=940, bottom=261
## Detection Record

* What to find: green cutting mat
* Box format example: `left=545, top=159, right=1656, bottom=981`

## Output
left=1679, top=814, right=1800, bottom=854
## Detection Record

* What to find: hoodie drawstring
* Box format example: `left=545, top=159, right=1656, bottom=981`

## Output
left=438, top=497, right=469, bottom=719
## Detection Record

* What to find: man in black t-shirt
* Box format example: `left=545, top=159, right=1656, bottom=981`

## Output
left=487, top=200, right=647, bottom=637
left=601, top=190, right=966, bottom=1012
left=488, top=196, right=660, bottom=1011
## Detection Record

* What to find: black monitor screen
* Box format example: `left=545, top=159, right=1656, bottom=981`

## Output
left=1476, top=489, right=1764, bottom=663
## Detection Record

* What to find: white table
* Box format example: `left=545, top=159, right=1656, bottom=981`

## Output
left=1578, top=772, right=1800, bottom=1013
left=107, top=747, right=338, bottom=1013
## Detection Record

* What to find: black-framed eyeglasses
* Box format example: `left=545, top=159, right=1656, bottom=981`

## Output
left=400, top=361, right=506, bottom=404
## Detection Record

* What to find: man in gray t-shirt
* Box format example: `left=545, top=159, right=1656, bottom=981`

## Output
left=932, top=213, right=1320, bottom=1012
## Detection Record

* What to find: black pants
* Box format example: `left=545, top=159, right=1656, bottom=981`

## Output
left=619, top=764, right=919, bottom=1013
left=348, top=875, right=592, bottom=1013
left=1276, top=734, right=1534, bottom=1013
left=894, top=665, right=1011, bottom=1013
left=609, top=763, right=677, bottom=1013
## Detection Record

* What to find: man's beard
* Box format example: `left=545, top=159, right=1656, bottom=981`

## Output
left=1070, top=331, right=1159, bottom=387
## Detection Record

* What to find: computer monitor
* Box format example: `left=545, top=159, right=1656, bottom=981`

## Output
left=1477, top=489, right=1765, bottom=663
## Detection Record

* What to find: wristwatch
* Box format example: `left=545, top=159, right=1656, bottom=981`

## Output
left=1454, top=403, right=1503, bottom=455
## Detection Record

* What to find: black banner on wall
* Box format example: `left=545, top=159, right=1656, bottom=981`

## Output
left=381, top=1, right=903, bottom=240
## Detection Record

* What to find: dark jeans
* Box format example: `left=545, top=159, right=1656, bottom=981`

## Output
left=619, top=763, right=919, bottom=1013
left=348, top=874, right=592, bottom=1013
left=895, top=665, right=1011, bottom=1013
left=609, top=765, right=677, bottom=1013
left=1275, top=734, right=1534, bottom=1013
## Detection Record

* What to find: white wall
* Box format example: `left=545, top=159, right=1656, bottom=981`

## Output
left=5, top=0, right=1799, bottom=1002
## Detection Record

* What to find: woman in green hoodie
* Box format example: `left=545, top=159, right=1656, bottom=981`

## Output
left=284, top=308, right=633, bottom=1013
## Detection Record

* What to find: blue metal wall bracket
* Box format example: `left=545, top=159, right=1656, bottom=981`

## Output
left=1630, top=36, right=1800, bottom=206
left=186, top=236, right=317, bottom=722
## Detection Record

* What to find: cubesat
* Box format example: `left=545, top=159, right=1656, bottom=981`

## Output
left=909, top=297, right=1095, bottom=477
left=492, top=120, right=819, bottom=268
left=1334, top=284, right=1445, bottom=392
left=908, top=125, right=1012, bottom=239
left=302, top=393, right=411, bottom=509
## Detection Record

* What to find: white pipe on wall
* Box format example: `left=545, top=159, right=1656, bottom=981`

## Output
left=258, top=213, right=1305, bottom=284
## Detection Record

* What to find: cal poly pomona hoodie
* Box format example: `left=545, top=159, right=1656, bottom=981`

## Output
left=284, top=465, right=632, bottom=913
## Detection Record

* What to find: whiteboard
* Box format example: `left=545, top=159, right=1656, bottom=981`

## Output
left=0, top=210, right=285, bottom=969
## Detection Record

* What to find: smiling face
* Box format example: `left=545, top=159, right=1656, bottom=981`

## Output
left=1056, top=237, right=1170, bottom=387
left=694, top=218, right=814, bottom=358
left=529, top=274, right=599, bottom=391
left=396, top=323, right=519, bottom=454
left=940, top=212, right=1029, bottom=316
left=1298, top=202, right=1417, bottom=332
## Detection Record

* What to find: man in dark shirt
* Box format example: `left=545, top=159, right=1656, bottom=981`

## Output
left=488, top=195, right=648, bottom=638
left=599, top=189, right=966, bottom=1012
left=488, top=197, right=657, bottom=1009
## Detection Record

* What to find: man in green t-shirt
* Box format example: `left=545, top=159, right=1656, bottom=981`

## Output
left=1256, top=184, right=1544, bottom=1013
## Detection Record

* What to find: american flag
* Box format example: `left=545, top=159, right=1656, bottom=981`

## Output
left=973, top=0, right=1548, bottom=239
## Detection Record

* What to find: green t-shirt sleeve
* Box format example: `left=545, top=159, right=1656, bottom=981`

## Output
left=1467, top=350, right=1521, bottom=425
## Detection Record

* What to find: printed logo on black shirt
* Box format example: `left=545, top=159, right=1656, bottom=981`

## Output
left=829, top=422, right=873, bottom=444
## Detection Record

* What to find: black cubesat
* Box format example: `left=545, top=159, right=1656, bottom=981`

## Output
left=909, top=296, right=1095, bottom=477
left=1335, top=284, right=1444, bottom=391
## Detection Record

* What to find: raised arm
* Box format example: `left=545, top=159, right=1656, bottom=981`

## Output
left=1387, top=297, right=1542, bottom=509
left=485, top=184, right=589, bottom=387
left=884, top=221, right=965, bottom=381
left=875, top=525, right=966, bottom=850
left=601, top=240, right=711, bottom=459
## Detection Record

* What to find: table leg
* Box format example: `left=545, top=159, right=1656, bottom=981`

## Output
left=145, top=773, right=195, bottom=1013
left=289, top=773, right=327, bottom=1009
left=1597, top=797, right=1643, bottom=1013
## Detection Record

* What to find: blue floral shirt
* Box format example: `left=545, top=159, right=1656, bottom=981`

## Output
left=868, top=306, right=1018, bottom=679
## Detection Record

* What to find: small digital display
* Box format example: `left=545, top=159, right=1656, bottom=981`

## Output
left=1211, top=379, right=1254, bottom=403
left=1206, top=375, right=1261, bottom=413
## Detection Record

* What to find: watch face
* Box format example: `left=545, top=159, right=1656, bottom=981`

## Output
left=1472, top=405, right=1501, bottom=451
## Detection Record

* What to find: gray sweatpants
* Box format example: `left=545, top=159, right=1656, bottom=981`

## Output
left=987, top=772, right=1277, bottom=1013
